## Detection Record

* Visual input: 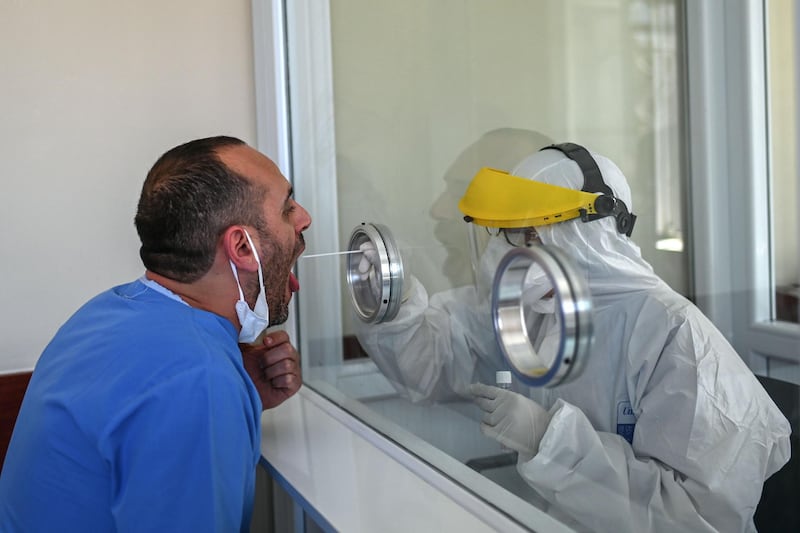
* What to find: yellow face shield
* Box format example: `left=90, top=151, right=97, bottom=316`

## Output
left=457, top=168, right=601, bottom=229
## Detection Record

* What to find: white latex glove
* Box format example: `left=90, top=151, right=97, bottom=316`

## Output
left=469, top=383, right=551, bottom=459
left=357, top=242, right=381, bottom=299
left=359, top=241, right=417, bottom=305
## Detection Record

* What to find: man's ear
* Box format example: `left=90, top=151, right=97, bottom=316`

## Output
left=222, top=226, right=260, bottom=272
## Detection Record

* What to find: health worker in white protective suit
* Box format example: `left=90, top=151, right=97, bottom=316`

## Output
left=355, top=142, right=791, bottom=533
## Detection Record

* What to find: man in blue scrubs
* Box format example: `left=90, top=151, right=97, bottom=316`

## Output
left=0, top=136, right=311, bottom=532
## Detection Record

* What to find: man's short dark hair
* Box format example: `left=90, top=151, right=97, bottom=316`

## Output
left=134, top=136, right=267, bottom=282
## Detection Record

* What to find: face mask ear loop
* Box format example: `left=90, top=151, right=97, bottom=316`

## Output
left=229, top=229, right=266, bottom=303
left=242, top=230, right=267, bottom=298
left=229, top=261, right=246, bottom=301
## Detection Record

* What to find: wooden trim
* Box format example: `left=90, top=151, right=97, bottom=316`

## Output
left=1, top=371, right=32, bottom=472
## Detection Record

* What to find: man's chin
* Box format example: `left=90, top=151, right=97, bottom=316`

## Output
left=269, top=306, right=290, bottom=327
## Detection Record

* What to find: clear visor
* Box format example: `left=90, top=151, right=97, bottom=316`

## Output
left=467, top=222, right=542, bottom=302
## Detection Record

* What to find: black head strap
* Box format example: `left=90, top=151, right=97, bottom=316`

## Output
left=544, top=142, right=613, bottom=196
left=540, top=143, right=637, bottom=237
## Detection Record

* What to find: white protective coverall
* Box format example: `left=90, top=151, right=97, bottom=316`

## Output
left=355, top=147, right=791, bottom=533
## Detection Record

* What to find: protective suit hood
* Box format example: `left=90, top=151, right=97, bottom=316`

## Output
left=511, top=149, right=661, bottom=296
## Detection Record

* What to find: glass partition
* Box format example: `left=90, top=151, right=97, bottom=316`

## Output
left=279, top=1, right=787, bottom=531
left=289, top=0, right=688, bottom=527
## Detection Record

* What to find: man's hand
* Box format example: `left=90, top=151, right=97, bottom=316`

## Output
left=241, top=330, right=302, bottom=410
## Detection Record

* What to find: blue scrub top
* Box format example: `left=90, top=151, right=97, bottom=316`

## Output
left=0, top=279, right=262, bottom=532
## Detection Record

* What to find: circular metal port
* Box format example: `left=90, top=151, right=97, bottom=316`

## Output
left=346, top=222, right=405, bottom=324
left=492, top=245, right=592, bottom=387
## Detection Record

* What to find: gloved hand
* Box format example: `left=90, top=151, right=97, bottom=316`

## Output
left=469, top=382, right=551, bottom=459
left=357, top=242, right=382, bottom=299
left=358, top=241, right=416, bottom=304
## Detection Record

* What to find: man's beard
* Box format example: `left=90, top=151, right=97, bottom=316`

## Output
left=245, top=234, right=303, bottom=326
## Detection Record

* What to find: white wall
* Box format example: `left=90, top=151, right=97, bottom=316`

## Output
left=0, top=0, right=256, bottom=373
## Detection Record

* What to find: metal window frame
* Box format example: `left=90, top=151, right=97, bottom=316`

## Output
left=252, top=0, right=343, bottom=364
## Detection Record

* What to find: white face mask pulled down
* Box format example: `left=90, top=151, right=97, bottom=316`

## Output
left=229, top=230, right=269, bottom=343
left=521, top=263, right=556, bottom=315
left=477, top=235, right=556, bottom=315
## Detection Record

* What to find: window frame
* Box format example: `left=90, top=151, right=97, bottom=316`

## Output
left=685, top=0, right=800, bottom=372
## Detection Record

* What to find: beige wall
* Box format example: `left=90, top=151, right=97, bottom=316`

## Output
left=0, top=0, right=257, bottom=373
